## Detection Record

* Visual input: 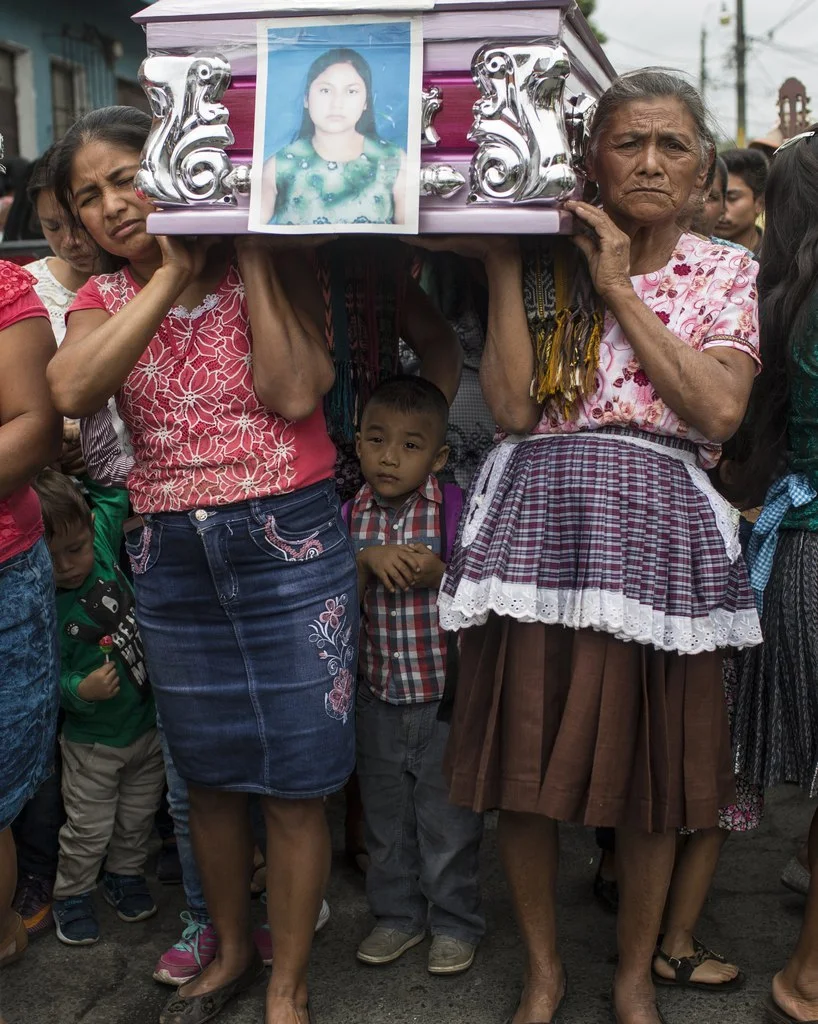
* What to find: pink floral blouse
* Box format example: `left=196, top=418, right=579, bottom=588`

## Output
left=533, top=233, right=760, bottom=469
left=69, top=265, right=337, bottom=513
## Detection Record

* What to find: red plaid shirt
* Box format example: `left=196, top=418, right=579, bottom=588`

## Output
left=349, top=476, right=449, bottom=704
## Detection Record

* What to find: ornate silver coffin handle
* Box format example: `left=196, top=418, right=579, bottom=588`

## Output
left=421, top=87, right=443, bottom=148
left=135, top=53, right=250, bottom=207
left=566, top=92, right=597, bottom=172
left=420, top=164, right=466, bottom=198
left=468, top=41, right=577, bottom=205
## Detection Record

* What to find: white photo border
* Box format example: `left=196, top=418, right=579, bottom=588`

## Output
left=249, top=13, right=422, bottom=235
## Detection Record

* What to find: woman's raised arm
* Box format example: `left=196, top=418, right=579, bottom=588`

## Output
left=406, top=236, right=540, bottom=433
left=479, top=242, right=542, bottom=434
left=569, top=200, right=756, bottom=441
left=400, top=277, right=462, bottom=404
left=0, top=317, right=61, bottom=499
left=48, top=240, right=199, bottom=417
left=235, top=239, right=335, bottom=421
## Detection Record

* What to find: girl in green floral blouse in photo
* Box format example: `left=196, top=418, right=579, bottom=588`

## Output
left=260, top=47, right=408, bottom=228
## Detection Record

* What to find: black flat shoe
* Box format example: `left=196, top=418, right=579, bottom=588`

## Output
left=159, top=952, right=265, bottom=1024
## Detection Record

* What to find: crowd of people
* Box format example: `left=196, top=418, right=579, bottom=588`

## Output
left=1, top=61, right=818, bottom=1024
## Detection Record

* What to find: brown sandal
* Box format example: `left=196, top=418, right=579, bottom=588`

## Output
left=652, top=937, right=745, bottom=992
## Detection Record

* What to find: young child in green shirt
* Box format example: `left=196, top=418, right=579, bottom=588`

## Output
left=32, top=470, right=164, bottom=947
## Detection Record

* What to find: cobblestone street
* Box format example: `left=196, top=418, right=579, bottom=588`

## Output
left=1, top=788, right=811, bottom=1024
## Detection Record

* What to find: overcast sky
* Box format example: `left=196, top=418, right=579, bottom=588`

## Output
left=595, top=0, right=817, bottom=142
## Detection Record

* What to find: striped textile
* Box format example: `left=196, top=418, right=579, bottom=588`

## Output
left=438, top=429, right=761, bottom=655
left=735, top=530, right=818, bottom=796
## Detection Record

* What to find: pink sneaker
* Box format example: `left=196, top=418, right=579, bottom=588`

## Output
left=153, top=912, right=218, bottom=986
left=253, top=899, right=330, bottom=966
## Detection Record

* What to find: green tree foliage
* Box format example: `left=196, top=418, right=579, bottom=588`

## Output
left=577, top=0, right=608, bottom=43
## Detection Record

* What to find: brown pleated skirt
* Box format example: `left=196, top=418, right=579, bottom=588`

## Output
left=445, top=616, right=735, bottom=833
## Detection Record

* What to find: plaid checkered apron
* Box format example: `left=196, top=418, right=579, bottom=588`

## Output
left=438, top=428, right=761, bottom=655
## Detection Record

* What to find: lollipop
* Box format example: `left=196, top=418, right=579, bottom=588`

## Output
left=99, top=635, right=114, bottom=663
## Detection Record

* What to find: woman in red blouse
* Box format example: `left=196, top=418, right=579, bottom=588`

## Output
left=49, top=107, right=358, bottom=1024
left=0, top=259, right=61, bottom=991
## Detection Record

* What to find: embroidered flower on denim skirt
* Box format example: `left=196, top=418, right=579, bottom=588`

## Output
left=309, top=596, right=355, bottom=723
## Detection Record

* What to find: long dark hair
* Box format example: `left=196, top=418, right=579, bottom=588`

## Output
left=51, top=106, right=152, bottom=272
left=730, top=126, right=818, bottom=496
left=4, top=144, right=63, bottom=243
left=296, top=48, right=377, bottom=140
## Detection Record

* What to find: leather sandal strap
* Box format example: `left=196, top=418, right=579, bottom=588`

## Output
left=692, top=936, right=727, bottom=964
left=654, top=946, right=697, bottom=985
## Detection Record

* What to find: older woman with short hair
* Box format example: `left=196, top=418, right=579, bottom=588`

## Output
left=419, top=70, right=762, bottom=1024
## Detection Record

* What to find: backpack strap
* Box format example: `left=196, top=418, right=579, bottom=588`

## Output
left=440, top=483, right=464, bottom=564
left=341, top=498, right=353, bottom=530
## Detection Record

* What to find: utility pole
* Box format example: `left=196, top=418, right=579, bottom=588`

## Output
left=736, top=0, right=747, bottom=145
left=700, top=25, right=708, bottom=100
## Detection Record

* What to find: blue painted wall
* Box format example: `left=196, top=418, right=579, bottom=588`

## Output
left=0, top=1, right=150, bottom=155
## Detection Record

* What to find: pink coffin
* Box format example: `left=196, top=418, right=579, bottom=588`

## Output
left=133, top=0, right=616, bottom=234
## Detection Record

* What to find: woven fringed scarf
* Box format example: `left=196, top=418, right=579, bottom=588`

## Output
left=313, top=240, right=410, bottom=443
left=522, top=237, right=605, bottom=419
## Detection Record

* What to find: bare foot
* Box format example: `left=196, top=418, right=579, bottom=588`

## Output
left=613, top=976, right=663, bottom=1024
left=177, top=947, right=256, bottom=999
left=512, top=967, right=566, bottom=1024
left=772, top=969, right=818, bottom=1022
left=266, top=994, right=310, bottom=1024
left=653, top=939, right=740, bottom=986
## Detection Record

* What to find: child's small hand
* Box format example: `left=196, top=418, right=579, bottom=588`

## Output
left=406, top=544, right=447, bottom=589
left=359, top=545, right=422, bottom=593
left=77, top=662, right=120, bottom=702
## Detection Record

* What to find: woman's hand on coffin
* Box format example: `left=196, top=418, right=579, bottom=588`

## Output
left=156, top=234, right=220, bottom=286
left=564, top=200, right=632, bottom=301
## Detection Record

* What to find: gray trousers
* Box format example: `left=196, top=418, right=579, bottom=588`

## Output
left=54, top=729, right=165, bottom=899
left=356, top=688, right=485, bottom=944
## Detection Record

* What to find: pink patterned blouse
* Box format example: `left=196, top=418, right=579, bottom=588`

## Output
left=0, top=264, right=50, bottom=563
left=68, top=264, right=337, bottom=513
left=533, top=233, right=760, bottom=469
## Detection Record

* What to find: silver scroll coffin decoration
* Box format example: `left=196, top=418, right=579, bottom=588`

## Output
left=565, top=92, right=597, bottom=172
left=420, top=87, right=465, bottom=196
left=135, top=53, right=249, bottom=207
left=468, top=42, right=577, bottom=205
left=421, top=86, right=443, bottom=148
left=420, top=164, right=466, bottom=198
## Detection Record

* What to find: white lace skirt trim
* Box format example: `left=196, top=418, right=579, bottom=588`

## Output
left=438, top=578, right=763, bottom=655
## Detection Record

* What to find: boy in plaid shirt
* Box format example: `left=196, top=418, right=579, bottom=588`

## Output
left=346, top=377, right=484, bottom=975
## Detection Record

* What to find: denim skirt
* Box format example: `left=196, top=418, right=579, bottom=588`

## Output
left=0, top=537, right=59, bottom=831
left=128, top=481, right=359, bottom=798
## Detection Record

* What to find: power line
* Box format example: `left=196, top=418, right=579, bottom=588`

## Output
left=762, top=0, right=817, bottom=37
left=604, top=35, right=697, bottom=63
left=751, top=36, right=818, bottom=62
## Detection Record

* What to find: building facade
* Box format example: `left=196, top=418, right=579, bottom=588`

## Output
left=0, top=1, right=151, bottom=160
